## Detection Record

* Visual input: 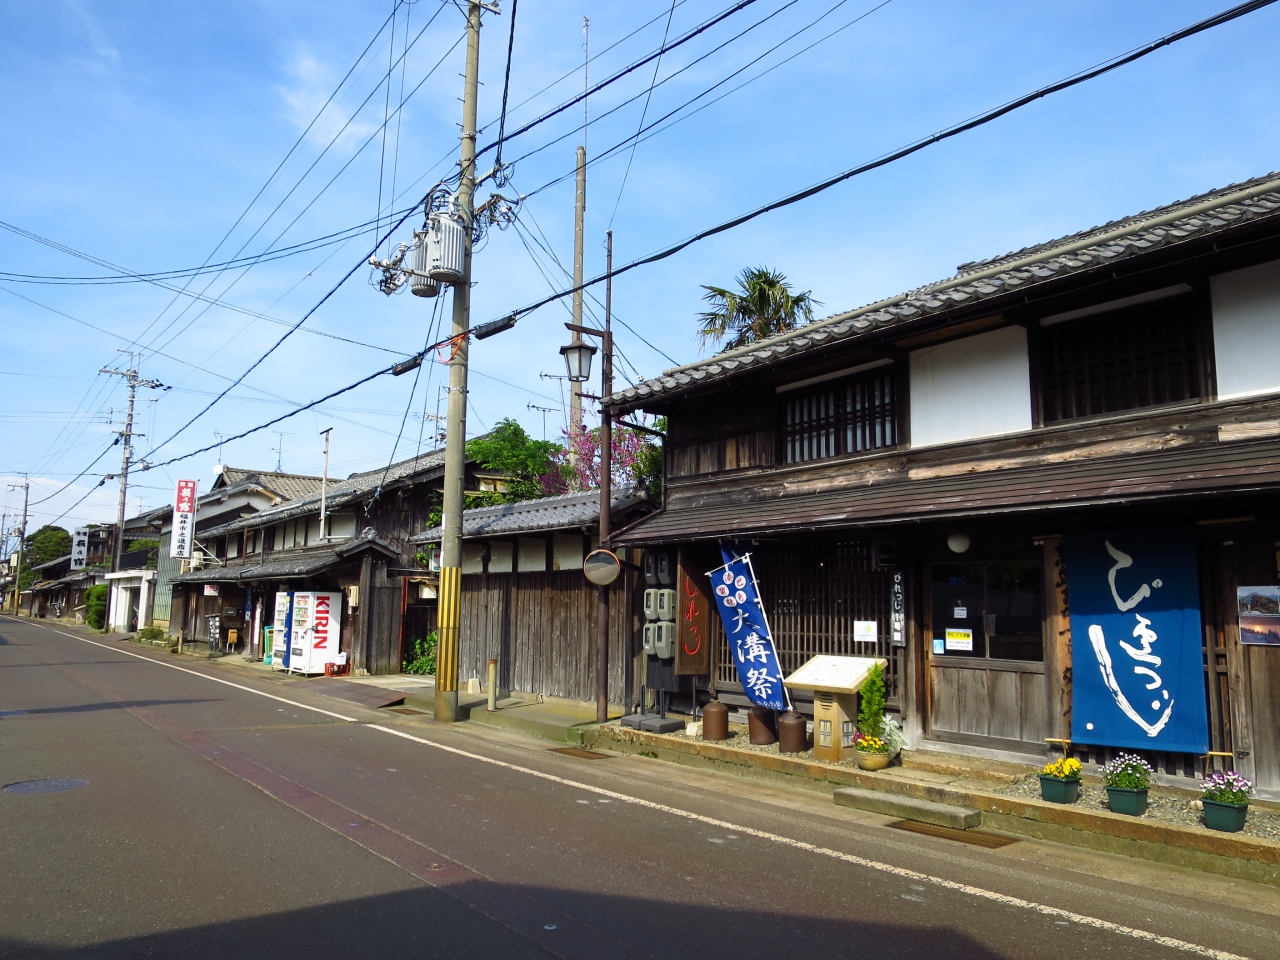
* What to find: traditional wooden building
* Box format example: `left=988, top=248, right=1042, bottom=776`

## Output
left=410, top=487, right=654, bottom=703
left=169, top=448, right=480, bottom=675
left=606, top=172, right=1280, bottom=797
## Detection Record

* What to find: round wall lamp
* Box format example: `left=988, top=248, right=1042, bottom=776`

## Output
left=947, top=531, right=971, bottom=554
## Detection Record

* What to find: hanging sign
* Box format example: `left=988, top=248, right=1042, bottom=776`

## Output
left=70, top=527, right=89, bottom=571
left=1064, top=527, right=1209, bottom=754
left=1238, top=586, right=1280, bottom=645
left=675, top=548, right=711, bottom=676
left=169, top=479, right=197, bottom=559
left=707, top=546, right=787, bottom=710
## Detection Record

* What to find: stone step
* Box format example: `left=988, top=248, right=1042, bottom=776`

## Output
left=833, top=786, right=982, bottom=829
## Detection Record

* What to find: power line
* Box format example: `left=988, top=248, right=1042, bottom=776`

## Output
left=492, top=0, right=1278, bottom=331
left=492, top=0, right=519, bottom=177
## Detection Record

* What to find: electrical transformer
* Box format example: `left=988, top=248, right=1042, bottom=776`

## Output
left=427, top=212, right=466, bottom=284
left=409, top=229, right=439, bottom=298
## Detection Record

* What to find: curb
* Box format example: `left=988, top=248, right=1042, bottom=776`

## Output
left=594, top=725, right=1280, bottom=888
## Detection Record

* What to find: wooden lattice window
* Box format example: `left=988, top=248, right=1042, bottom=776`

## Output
left=1038, top=294, right=1204, bottom=424
left=781, top=368, right=897, bottom=464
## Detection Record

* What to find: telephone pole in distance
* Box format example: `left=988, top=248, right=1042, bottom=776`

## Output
left=101, top=356, right=166, bottom=572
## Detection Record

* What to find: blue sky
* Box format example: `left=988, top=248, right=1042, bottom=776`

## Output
left=2, top=0, right=1279, bottom=536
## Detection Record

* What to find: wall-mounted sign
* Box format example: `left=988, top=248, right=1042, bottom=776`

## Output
left=891, top=570, right=906, bottom=647
left=203, top=584, right=220, bottom=597
left=854, top=621, right=878, bottom=644
left=675, top=548, right=711, bottom=676
left=944, top=628, right=973, bottom=651
left=1064, top=527, right=1209, bottom=754
left=170, top=479, right=197, bottom=559
left=70, top=527, right=89, bottom=571
left=1238, top=586, right=1280, bottom=645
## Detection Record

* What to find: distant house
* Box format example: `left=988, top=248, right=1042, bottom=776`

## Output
left=606, top=171, right=1280, bottom=795
left=410, top=486, right=654, bottom=703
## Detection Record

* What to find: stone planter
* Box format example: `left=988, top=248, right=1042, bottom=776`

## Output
left=855, top=750, right=891, bottom=771
left=1105, top=786, right=1148, bottom=816
left=1038, top=774, right=1081, bottom=804
left=1202, top=799, right=1249, bottom=833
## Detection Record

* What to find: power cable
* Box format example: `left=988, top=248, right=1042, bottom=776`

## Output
left=29, top=440, right=119, bottom=506
left=609, top=0, right=678, bottom=227
left=492, top=0, right=1279, bottom=331
left=493, top=0, right=519, bottom=178
left=372, top=293, right=443, bottom=505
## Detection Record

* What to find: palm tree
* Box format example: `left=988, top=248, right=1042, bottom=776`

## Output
left=696, top=267, right=820, bottom=353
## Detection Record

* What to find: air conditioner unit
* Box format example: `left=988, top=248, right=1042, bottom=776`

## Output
left=409, top=229, right=439, bottom=298
left=426, top=212, right=465, bottom=284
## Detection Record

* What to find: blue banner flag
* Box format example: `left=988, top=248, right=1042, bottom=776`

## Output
left=1063, top=527, right=1209, bottom=754
left=707, top=547, right=788, bottom=711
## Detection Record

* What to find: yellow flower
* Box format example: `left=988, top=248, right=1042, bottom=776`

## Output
left=1041, top=757, right=1081, bottom=779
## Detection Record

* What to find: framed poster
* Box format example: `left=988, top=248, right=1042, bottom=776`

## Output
left=1238, top=586, right=1280, bottom=645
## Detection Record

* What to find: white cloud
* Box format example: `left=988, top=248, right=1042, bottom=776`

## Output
left=278, top=47, right=379, bottom=150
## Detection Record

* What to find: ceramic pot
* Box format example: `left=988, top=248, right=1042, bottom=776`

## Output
left=855, top=749, right=891, bottom=771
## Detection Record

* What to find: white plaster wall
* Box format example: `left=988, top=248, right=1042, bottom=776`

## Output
left=908, top=325, right=1032, bottom=447
left=1211, top=258, right=1280, bottom=400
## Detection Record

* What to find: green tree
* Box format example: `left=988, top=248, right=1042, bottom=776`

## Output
left=696, top=266, right=820, bottom=353
left=19, top=524, right=71, bottom=589
left=465, top=419, right=563, bottom=503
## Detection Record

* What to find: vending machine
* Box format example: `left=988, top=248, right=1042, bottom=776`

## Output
left=271, top=591, right=293, bottom=670
left=287, top=591, right=343, bottom=675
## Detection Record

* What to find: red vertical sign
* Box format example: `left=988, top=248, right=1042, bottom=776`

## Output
left=675, top=547, right=711, bottom=676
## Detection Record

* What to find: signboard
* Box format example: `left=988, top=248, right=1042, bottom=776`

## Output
left=945, top=628, right=973, bottom=651
left=70, top=527, right=89, bottom=571
left=203, top=584, right=219, bottom=597
left=675, top=548, right=711, bottom=676
left=853, top=621, right=877, bottom=644
left=169, top=479, right=197, bottom=559
left=1238, top=586, right=1280, bottom=645
left=706, top=547, right=787, bottom=711
left=890, top=571, right=906, bottom=647
left=1064, top=527, right=1209, bottom=754
left=783, top=655, right=884, bottom=694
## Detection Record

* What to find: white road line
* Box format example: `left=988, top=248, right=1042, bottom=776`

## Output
left=4, top=617, right=360, bottom=723
left=7, top=617, right=1249, bottom=960
left=367, top=724, right=1249, bottom=960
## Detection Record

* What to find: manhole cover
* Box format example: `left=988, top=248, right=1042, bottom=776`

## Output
left=3, top=779, right=89, bottom=795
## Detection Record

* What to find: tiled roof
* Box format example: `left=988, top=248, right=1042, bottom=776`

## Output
left=201, top=448, right=448, bottom=538
left=217, top=468, right=324, bottom=502
left=411, top=486, right=647, bottom=542
left=171, top=547, right=341, bottom=584
left=606, top=171, right=1280, bottom=408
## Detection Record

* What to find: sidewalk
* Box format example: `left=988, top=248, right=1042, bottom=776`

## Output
left=404, top=687, right=623, bottom=743
left=592, top=722, right=1280, bottom=887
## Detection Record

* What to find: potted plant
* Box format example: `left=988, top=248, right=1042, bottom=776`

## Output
left=1100, top=752, right=1155, bottom=816
left=1038, top=757, right=1082, bottom=804
left=854, top=663, right=891, bottom=771
left=1200, top=771, right=1253, bottom=833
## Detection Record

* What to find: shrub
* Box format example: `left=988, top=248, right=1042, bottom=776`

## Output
left=1100, top=752, right=1154, bottom=790
left=857, top=662, right=886, bottom=737
left=136, top=625, right=166, bottom=642
left=403, top=630, right=438, bottom=675
left=84, top=584, right=109, bottom=629
left=1201, top=771, right=1253, bottom=805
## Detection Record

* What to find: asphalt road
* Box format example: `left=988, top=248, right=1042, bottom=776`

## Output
left=2, top=615, right=1279, bottom=960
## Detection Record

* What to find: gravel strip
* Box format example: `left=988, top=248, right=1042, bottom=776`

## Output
left=997, top=775, right=1280, bottom=841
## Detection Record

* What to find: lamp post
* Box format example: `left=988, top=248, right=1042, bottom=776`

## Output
left=561, top=231, right=613, bottom=723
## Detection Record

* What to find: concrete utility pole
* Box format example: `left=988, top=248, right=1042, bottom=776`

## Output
left=101, top=359, right=165, bottom=572
left=7, top=477, right=28, bottom=612
left=568, top=145, right=587, bottom=470
left=319, top=428, right=332, bottom=539
left=436, top=0, right=485, bottom=724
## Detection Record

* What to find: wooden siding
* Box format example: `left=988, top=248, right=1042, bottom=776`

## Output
left=928, top=659, right=1047, bottom=748
left=667, top=388, right=775, bottom=478
left=458, top=569, right=635, bottom=703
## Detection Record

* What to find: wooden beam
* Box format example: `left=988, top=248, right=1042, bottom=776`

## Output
left=1041, top=536, right=1072, bottom=744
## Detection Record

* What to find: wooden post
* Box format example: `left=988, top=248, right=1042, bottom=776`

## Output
left=1042, top=536, right=1072, bottom=745
left=1218, top=542, right=1257, bottom=783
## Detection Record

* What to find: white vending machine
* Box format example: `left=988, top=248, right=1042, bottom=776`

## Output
left=270, top=591, right=293, bottom=669
left=287, top=591, right=343, bottom=675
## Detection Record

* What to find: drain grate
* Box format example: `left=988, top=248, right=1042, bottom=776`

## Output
left=4, top=779, right=89, bottom=795
left=549, top=747, right=613, bottom=760
left=889, top=820, right=1018, bottom=848
left=387, top=708, right=427, bottom=716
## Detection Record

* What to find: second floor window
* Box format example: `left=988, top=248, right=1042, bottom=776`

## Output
left=782, top=368, right=898, bottom=464
left=1038, top=293, right=1204, bottom=424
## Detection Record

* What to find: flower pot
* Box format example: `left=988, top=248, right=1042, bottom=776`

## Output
left=1038, top=774, right=1080, bottom=804
left=1105, top=786, right=1148, bottom=816
left=855, top=749, right=891, bottom=771
left=1202, top=799, right=1248, bottom=833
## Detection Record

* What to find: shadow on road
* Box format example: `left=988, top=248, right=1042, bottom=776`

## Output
left=0, top=699, right=217, bottom=716
left=0, top=883, right=1013, bottom=960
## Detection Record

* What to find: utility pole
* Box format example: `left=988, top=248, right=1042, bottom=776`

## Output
left=436, top=0, right=486, bottom=724
left=6, top=477, right=28, bottom=612
left=568, top=144, right=587, bottom=471
left=101, top=358, right=165, bottom=572
left=595, top=230, right=614, bottom=724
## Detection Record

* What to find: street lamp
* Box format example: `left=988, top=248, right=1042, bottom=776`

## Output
left=559, top=337, right=597, bottom=383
